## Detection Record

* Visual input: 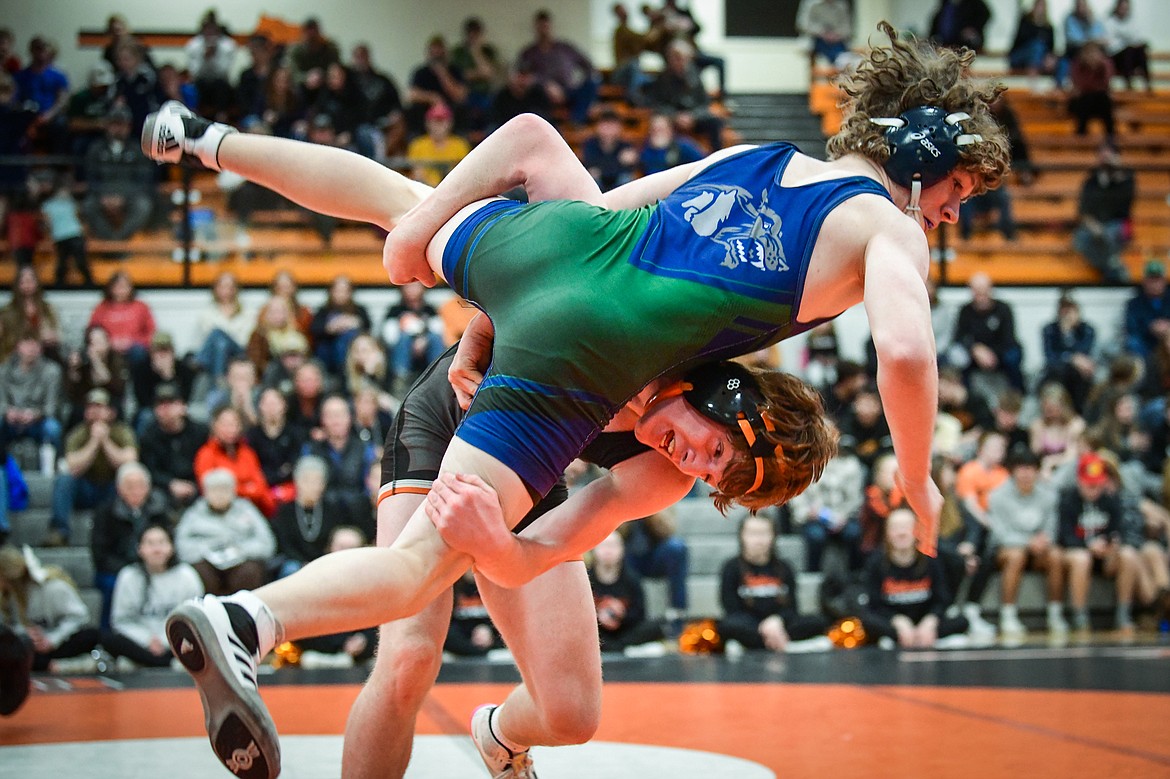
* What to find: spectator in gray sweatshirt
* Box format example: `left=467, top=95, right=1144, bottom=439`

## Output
left=986, top=445, right=1064, bottom=644
left=0, top=331, right=63, bottom=455
left=103, top=524, right=204, bottom=667
left=174, top=468, right=275, bottom=595
left=0, top=545, right=99, bottom=672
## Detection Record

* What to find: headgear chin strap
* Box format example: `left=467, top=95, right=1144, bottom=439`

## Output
left=678, top=362, right=783, bottom=495
left=870, top=106, right=983, bottom=225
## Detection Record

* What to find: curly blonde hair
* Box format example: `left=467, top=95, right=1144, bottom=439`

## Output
left=711, top=369, right=839, bottom=513
left=827, top=22, right=1011, bottom=195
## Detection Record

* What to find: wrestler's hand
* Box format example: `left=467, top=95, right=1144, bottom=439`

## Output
left=384, top=203, right=440, bottom=288
left=425, top=472, right=513, bottom=565
left=449, top=313, right=495, bottom=410
left=895, top=471, right=943, bottom=558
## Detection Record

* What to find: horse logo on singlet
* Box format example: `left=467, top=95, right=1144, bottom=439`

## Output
left=679, top=186, right=789, bottom=274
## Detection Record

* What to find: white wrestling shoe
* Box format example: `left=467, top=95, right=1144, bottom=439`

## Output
left=141, top=100, right=236, bottom=169
left=166, top=596, right=280, bottom=779
left=471, top=704, right=539, bottom=778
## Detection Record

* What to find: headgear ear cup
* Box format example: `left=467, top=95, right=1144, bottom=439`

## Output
left=680, top=363, right=781, bottom=495
left=870, top=106, right=983, bottom=221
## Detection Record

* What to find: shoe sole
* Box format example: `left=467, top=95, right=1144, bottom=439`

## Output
left=166, top=602, right=280, bottom=779
left=140, top=101, right=184, bottom=164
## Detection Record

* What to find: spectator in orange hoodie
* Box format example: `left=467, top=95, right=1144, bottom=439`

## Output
left=194, top=405, right=274, bottom=516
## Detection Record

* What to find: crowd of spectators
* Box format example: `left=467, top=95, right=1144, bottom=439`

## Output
left=1, top=4, right=733, bottom=281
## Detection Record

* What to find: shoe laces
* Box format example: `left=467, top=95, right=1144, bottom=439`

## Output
left=507, top=751, right=536, bottom=779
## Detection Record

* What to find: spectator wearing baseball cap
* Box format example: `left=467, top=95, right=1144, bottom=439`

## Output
left=1123, top=256, right=1170, bottom=363
left=45, top=386, right=138, bottom=546
left=1056, top=452, right=1138, bottom=635
left=129, top=331, right=197, bottom=434
left=138, top=382, right=208, bottom=510
left=406, top=99, right=470, bottom=186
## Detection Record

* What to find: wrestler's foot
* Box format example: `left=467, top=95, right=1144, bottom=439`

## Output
left=471, top=704, right=538, bottom=778
left=141, top=100, right=237, bottom=170
left=167, top=596, right=280, bottom=779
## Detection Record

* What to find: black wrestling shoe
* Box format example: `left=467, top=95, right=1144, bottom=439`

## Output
left=0, top=629, right=33, bottom=716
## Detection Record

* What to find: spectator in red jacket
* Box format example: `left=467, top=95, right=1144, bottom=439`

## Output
left=194, top=405, right=274, bottom=517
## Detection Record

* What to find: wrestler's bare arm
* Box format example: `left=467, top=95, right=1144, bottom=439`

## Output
left=425, top=453, right=695, bottom=588
left=861, top=215, right=943, bottom=553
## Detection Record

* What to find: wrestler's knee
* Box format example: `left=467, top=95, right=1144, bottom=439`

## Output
left=537, top=687, right=602, bottom=745
left=370, top=626, right=443, bottom=710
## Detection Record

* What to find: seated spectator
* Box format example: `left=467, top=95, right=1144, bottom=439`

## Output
left=0, top=330, right=62, bottom=462
left=271, top=456, right=359, bottom=578
left=957, top=185, right=1016, bottom=242
left=1058, top=452, right=1139, bottom=635
left=0, top=27, right=16, bottom=74
left=288, top=361, right=327, bottom=434
left=175, top=468, right=276, bottom=596
left=1008, top=0, right=1057, bottom=81
left=858, top=453, right=908, bottom=558
left=1040, top=293, right=1096, bottom=414
left=1089, top=393, right=1146, bottom=465
left=247, top=387, right=305, bottom=504
left=195, top=272, right=253, bottom=380
left=0, top=266, right=62, bottom=361
left=1068, top=41, right=1116, bottom=137
left=645, top=39, right=724, bottom=151
left=102, top=524, right=203, bottom=668
left=954, top=272, right=1024, bottom=398
left=293, top=525, right=377, bottom=666
left=450, top=17, right=501, bottom=132
left=89, top=462, right=173, bottom=628
left=205, top=357, right=260, bottom=429
left=789, top=444, right=865, bottom=574
left=1085, top=354, right=1145, bottom=427
left=488, top=62, right=552, bottom=130
left=991, top=389, right=1030, bottom=453
left=623, top=509, right=689, bottom=630
left=797, top=0, right=854, bottom=67
left=260, top=333, right=311, bottom=397
left=639, top=112, right=704, bottom=176
left=1031, top=383, right=1086, bottom=476
left=138, top=384, right=207, bottom=509
left=47, top=388, right=137, bottom=547
left=62, top=61, right=117, bottom=139
left=588, top=530, right=664, bottom=653
left=660, top=0, right=726, bottom=95
left=718, top=514, right=830, bottom=653
left=38, top=172, right=93, bottom=290
left=929, top=0, right=991, bottom=52
left=348, top=43, right=404, bottom=159
left=1123, top=260, right=1170, bottom=363
left=0, top=545, right=100, bottom=673
left=1103, top=450, right=1170, bottom=624
left=406, top=35, right=467, bottom=134
left=14, top=36, right=70, bottom=154
left=353, top=386, right=393, bottom=451
left=81, top=106, right=155, bottom=242
left=956, top=431, right=1010, bottom=530
left=933, top=455, right=994, bottom=638
left=311, top=276, right=371, bottom=376
left=581, top=108, right=638, bottom=191
left=185, top=11, right=237, bottom=120
left=100, top=15, right=151, bottom=74
left=311, top=63, right=366, bottom=151
left=288, top=17, right=341, bottom=85
left=260, top=270, right=314, bottom=341
left=985, top=446, right=1065, bottom=643
left=64, top=325, right=127, bottom=431
left=861, top=509, right=970, bottom=648
left=610, top=3, right=649, bottom=100
left=304, top=395, right=377, bottom=505
left=1104, top=0, right=1150, bottom=91
left=258, top=66, right=305, bottom=139
left=821, top=359, right=867, bottom=422
left=802, top=321, right=841, bottom=394
left=195, top=406, right=274, bottom=517
left=247, top=296, right=305, bottom=378
left=88, top=271, right=156, bottom=369
left=445, top=569, right=504, bottom=657
left=406, top=102, right=470, bottom=187
left=110, top=39, right=160, bottom=135
left=518, top=9, right=598, bottom=125
left=129, top=333, right=197, bottom=432
left=236, top=34, right=278, bottom=126
left=380, top=282, right=445, bottom=391
left=838, top=383, right=893, bottom=477
left=346, top=337, right=397, bottom=417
